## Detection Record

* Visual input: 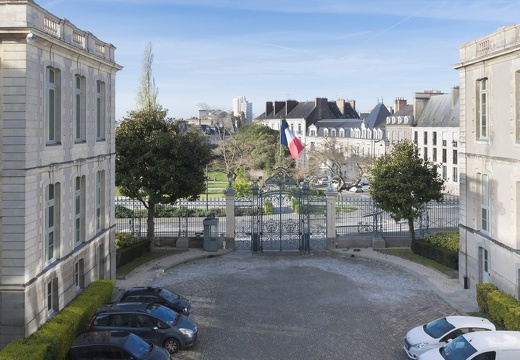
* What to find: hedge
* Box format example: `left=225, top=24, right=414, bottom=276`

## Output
left=476, top=282, right=520, bottom=331
left=0, top=280, right=114, bottom=360
left=411, top=238, right=458, bottom=270
left=116, top=238, right=151, bottom=268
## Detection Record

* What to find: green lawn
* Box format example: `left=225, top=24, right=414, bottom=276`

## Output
left=375, top=248, right=458, bottom=278
left=116, top=248, right=187, bottom=279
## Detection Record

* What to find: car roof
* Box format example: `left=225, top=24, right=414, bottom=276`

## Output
left=462, top=331, right=520, bottom=351
left=125, top=286, right=161, bottom=294
left=72, top=331, right=133, bottom=346
left=445, top=316, right=496, bottom=329
left=96, top=302, right=151, bottom=313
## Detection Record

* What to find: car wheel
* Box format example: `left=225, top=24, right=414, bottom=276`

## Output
left=163, top=338, right=180, bottom=354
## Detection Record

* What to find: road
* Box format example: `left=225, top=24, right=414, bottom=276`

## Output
left=152, top=251, right=458, bottom=360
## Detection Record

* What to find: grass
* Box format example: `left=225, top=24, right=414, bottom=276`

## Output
left=116, top=248, right=187, bottom=279
left=375, top=248, right=459, bottom=278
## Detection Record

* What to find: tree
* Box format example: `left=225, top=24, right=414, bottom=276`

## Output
left=136, top=42, right=159, bottom=112
left=369, top=141, right=444, bottom=241
left=116, top=108, right=212, bottom=247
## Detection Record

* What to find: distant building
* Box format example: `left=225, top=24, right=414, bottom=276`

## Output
left=454, top=24, right=520, bottom=298
left=232, top=96, right=253, bottom=123
left=0, top=0, right=121, bottom=348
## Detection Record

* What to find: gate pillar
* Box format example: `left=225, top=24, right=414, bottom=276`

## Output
left=225, top=185, right=236, bottom=249
left=326, top=189, right=337, bottom=250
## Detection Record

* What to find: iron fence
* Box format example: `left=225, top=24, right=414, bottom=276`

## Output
left=115, top=197, right=226, bottom=237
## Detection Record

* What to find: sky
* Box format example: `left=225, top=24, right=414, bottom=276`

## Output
left=40, top=0, right=520, bottom=120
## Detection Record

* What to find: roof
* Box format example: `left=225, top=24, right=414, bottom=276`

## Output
left=72, top=331, right=133, bottom=346
left=389, top=104, right=413, bottom=118
left=97, top=302, right=151, bottom=312
left=415, top=93, right=459, bottom=127
left=445, top=316, right=495, bottom=329
left=463, top=331, right=520, bottom=351
left=364, top=102, right=391, bottom=128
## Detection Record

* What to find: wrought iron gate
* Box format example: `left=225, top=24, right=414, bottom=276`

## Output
left=238, top=167, right=327, bottom=252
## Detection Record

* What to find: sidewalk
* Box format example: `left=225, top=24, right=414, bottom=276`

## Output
left=114, top=247, right=479, bottom=315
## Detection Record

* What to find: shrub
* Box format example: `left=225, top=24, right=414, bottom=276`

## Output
left=411, top=238, right=458, bottom=270
left=424, top=232, right=459, bottom=252
left=488, top=290, right=519, bottom=326
left=476, top=283, right=498, bottom=313
left=115, top=232, right=141, bottom=250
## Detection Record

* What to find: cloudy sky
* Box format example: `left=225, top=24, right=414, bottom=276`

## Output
left=41, top=0, right=520, bottom=120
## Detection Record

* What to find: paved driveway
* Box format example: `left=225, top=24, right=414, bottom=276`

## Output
left=153, top=251, right=457, bottom=360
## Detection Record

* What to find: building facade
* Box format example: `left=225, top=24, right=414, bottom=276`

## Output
left=232, top=95, right=253, bottom=123
left=454, top=24, right=520, bottom=297
left=0, top=0, right=121, bottom=347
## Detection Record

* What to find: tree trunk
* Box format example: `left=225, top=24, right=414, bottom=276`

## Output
left=147, top=201, right=155, bottom=251
left=408, top=217, right=416, bottom=242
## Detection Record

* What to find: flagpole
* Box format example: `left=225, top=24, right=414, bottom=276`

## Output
left=279, top=115, right=283, bottom=167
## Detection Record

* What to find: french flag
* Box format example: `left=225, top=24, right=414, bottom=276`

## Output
left=281, top=119, right=304, bottom=160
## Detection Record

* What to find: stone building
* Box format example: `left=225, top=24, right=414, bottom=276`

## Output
left=454, top=24, right=520, bottom=297
left=0, top=0, right=121, bottom=347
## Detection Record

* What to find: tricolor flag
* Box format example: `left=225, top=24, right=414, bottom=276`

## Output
left=281, top=119, right=304, bottom=160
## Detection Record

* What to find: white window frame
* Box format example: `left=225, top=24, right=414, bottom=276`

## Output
left=96, top=171, right=105, bottom=232
left=46, top=184, right=56, bottom=263
left=74, top=259, right=84, bottom=290
left=479, top=78, right=488, bottom=139
left=46, top=67, right=60, bottom=144
left=74, top=177, right=85, bottom=245
left=96, top=81, right=106, bottom=140
left=47, top=278, right=58, bottom=316
left=74, top=75, right=86, bottom=143
left=481, top=174, right=489, bottom=232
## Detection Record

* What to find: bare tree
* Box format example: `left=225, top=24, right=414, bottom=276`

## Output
left=136, top=42, right=160, bottom=112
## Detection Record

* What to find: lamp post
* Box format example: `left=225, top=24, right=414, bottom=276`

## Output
left=227, top=171, right=235, bottom=191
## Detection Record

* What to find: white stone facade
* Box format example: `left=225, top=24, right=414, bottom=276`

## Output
left=454, top=24, right=520, bottom=298
left=0, top=0, right=121, bottom=347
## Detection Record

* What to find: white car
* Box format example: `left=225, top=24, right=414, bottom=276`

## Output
left=418, top=331, right=520, bottom=360
left=403, top=316, right=496, bottom=359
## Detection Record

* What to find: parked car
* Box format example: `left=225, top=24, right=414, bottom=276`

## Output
left=119, top=286, right=191, bottom=315
left=66, top=330, right=170, bottom=360
left=88, top=302, right=198, bottom=355
left=349, top=186, right=363, bottom=193
left=404, top=316, right=496, bottom=359
left=418, top=331, right=520, bottom=360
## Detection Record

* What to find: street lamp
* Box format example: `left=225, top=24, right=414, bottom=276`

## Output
left=227, top=171, right=235, bottom=190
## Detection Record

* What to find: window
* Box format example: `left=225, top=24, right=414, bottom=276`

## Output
left=297, top=123, right=301, bottom=135
left=432, top=131, right=437, bottom=146
left=423, top=132, right=428, bottom=145
left=442, top=132, right=447, bottom=147
left=310, top=142, right=315, bottom=151
left=74, top=259, right=84, bottom=290
left=481, top=174, right=489, bottom=232
left=453, top=150, right=458, bottom=165
left=478, top=78, right=488, bottom=139
left=47, top=278, right=58, bottom=316
left=74, top=75, right=86, bottom=143
left=46, top=67, right=61, bottom=144
left=323, top=129, right=329, bottom=137
left=423, top=147, right=428, bottom=161
left=96, top=81, right=106, bottom=140
left=453, top=167, right=458, bottom=182
left=96, top=171, right=105, bottom=232
left=442, top=166, right=447, bottom=180
left=74, top=176, right=85, bottom=245
left=414, top=131, right=418, bottom=143
left=310, top=129, right=316, bottom=137
left=442, top=148, right=447, bottom=163
left=433, top=148, right=437, bottom=162
left=46, top=183, right=60, bottom=263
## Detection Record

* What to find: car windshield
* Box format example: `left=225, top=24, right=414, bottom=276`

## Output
left=123, top=333, right=152, bottom=357
left=159, top=288, right=179, bottom=301
left=439, top=336, right=477, bottom=360
left=148, top=303, right=178, bottom=324
left=424, top=318, right=455, bottom=338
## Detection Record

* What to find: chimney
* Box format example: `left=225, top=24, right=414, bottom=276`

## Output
left=336, top=99, right=346, bottom=115
left=452, top=86, right=460, bottom=107
left=286, top=100, right=298, bottom=115
left=413, top=92, right=432, bottom=120
left=348, top=99, right=356, bottom=111
left=394, top=97, right=407, bottom=112
left=266, top=101, right=273, bottom=116
left=274, top=101, right=285, bottom=115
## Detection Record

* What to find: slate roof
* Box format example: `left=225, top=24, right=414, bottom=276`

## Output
left=415, top=94, right=459, bottom=127
left=313, top=118, right=364, bottom=136
left=364, top=103, right=391, bottom=128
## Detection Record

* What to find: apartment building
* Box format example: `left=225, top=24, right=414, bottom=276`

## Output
left=454, top=24, right=520, bottom=297
left=232, top=95, right=253, bottom=123
left=0, top=0, right=121, bottom=347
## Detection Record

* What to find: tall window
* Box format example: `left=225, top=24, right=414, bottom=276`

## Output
left=46, top=67, right=61, bottom=144
left=74, top=177, right=85, bottom=245
left=478, top=78, right=488, bottom=139
left=74, top=75, right=86, bottom=143
left=96, top=81, right=106, bottom=140
left=96, top=171, right=105, bottom=232
left=423, top=147, right=428, bottom=161
left=453, top=167, right=458, bottom=182
left=423, top=132, right=428, bottom=145
left=47, top=278, right=58, bottom=316
left=453, top=150, right=458, bottom=165
left=442, top=166, right=447, bottom=180
left=442, top=149, right=447, bottom=163
left=432, top=131, right=437, bottom=146
left=414, top=131, right=418, bottom=143
left=46, top=183, right=60, bottom=263
left=297, top=123, right=301, bottom=135
left=74, top=259, right=85, bottom=290
left=481, top=174, right=489, bottom=232
left=432, top=148, right=437, bottom=162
